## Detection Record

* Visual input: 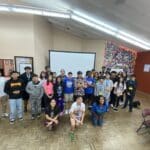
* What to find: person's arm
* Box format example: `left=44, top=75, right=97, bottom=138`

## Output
left=45, top=114, right=55, bottom=122
left=39, top=86, right=44, bottom=99
left=80, top=111, right=85, bottom=124
left=25, top=82, right=32, bottom=94
left=94, top=84, right=98, bottom=96
left=4, top=80, right=10, bottom=96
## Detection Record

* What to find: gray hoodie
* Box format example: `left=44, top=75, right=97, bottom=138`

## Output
left=26, top=81, right=44, bottom=99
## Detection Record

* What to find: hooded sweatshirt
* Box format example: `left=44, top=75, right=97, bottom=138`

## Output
left=26, top=81, right=44, bottom=99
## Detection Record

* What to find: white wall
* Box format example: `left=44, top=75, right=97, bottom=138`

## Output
left=0, top=13, right=106, bottom=74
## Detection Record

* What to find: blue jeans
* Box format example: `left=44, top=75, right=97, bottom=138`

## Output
left=91, top=112, right=104, bottom=126
left=9, top=98, right=23, bottom=121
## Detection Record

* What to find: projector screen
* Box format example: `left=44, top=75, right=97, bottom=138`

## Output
left=49, top=50, right=96, bottom=76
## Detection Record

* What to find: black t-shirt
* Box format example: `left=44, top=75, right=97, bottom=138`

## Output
left=45, top=105, right=60, bottom=118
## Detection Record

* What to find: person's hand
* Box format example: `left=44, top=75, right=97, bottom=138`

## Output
left=80, top=120, right=83, bottom=125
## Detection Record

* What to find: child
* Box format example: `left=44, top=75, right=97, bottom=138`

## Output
left=63, top=72, right=74, bottom=114
left=94, top=77, right=105, bottom=97
left=26, top=74, right=44, bottom=119
left=103, top=72, right=113, bottom=108
left=113, top=76, right=126, bottom=111
left=45, top=99, right=60, bottom=131
left=91, top=96, right=107, bottom=126
left=74, top=71, right=85, bottom=100
left=69, top=96, right=85, bottom=141
left=43, top=74, right=54, bottom=108
left=0, top=71, right=9, bottom=118
left=122, top=74, right=137, bottom=112
left=4, top=71, right=24, bottom=124
left=84, top=71, right=95, bottom=105
left=54, top=76, right=64, bottom=115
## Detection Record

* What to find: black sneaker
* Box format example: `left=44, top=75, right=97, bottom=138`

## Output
left=113, top=107, right=118, bottom=112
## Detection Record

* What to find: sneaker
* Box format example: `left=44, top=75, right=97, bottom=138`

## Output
left=1, top=114, right=5, bottom=118
left=19, top=117, right=23, bottom=121
left=48, top=125, right=52, bottom=131
left=65, top=109, right=68, bottom=115
left=69, top=132, right=75, bottom=141
left=110, top=104, right=114, bottom=108
left=31, top=115, right=35, bottom=120
left=10, top=120, right=15, bottom=124
left=113, top=107, right=118, bottom=112
left=4, top=113, right=9, bottom=117
left=37, top=114, right=41, bottom=119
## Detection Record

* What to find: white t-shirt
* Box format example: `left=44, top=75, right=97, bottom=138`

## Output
left=0, top=77, right=7, bottom=97
left=70, top=102, right=85, bottom=118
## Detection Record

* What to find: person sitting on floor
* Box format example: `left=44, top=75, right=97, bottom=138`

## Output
left=45, top=99, right=60, bottom=131
left=69, top=96, right=85, bottom=140
left=91, top=96, right=107, bottom=126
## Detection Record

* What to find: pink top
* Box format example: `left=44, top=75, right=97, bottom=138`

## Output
left=43, top=81, right=54, bottom=95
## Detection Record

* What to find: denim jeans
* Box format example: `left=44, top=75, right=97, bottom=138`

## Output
left=91, top=112, right=104, bottom=126
left=9, top=98, right=23, bottom=121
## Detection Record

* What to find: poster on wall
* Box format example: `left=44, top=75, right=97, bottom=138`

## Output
left=144, top=64, right=150, bottom=72
left=104, top=41, right=137, bottom=74
left=14, top=56, right=34, bottom=74
left=0, top=59, right=14, bottom=76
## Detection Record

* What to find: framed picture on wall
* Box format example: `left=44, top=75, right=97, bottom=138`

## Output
left=14, top=56, right=34, bottom=74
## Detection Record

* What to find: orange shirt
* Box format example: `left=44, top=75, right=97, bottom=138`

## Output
left=43, top=81, right=54, bottom=95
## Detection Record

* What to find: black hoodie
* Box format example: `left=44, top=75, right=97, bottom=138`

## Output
left=4, top=78, right=25, bottom=99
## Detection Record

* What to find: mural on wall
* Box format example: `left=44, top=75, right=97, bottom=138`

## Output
left=104, top=41, right=137, bottom=74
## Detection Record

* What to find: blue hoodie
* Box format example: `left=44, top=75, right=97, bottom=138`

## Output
left=63, top=77, right=74, bottom=94
left=84, top=77, right=95, bottom=94
left=92, top=102, right=108, bottom=114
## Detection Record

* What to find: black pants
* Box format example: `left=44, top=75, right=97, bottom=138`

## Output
left=44, top=94, right=53, bottom=109
left=114, top=95, right=123, bottom=108
left=123, top=94, right=134, bottom=111
left=109, top=91, right=116, bottom=105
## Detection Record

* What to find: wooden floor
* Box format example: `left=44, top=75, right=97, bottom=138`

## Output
left=0, top=92, right=150, bottom=150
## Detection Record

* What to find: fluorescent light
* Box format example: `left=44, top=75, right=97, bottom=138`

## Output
left=43, top=11, right=70, bottom=18
left=0, top=6, right=10, bottom=11
left=119, top=31, right=150, bottom=47
left=73, top=11, right=117, bottom=32
left=12, top=7, right=42, bottom=15
left=116, top=34, right=150, bottom=50
left=71, top=14, right=116, bottom=36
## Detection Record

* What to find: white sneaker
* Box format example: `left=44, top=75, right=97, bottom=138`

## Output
left=65, top=109, right=68, bottom=115
left=4, top=113, right=9, bottom=117
left=110, top=104, right=113, bottom=108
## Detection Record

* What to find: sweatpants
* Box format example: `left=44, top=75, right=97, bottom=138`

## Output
left=30, top=97, right=41, bottom=116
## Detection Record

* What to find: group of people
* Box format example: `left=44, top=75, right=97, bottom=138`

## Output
left=0, top=65, right=137, bottom=140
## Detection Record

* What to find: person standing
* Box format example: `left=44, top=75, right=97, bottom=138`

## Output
left=26, top=74, right=44, bottom=119
left=4, top=71, right=24, bottom=124
left=20, top=66, right=33, bottom=112
left=113, top=76, right=126, bottom=111
left=84, top=71, right=95, bottom=105
left=54, top=76, right=64, bottom=115
left=43, top=74, right=54, bottom=108
left=74, top=71, right=85, bottom=101
left=63, top=72, right=74, bottom=114
left=103, top=72, right=113, bottom=108
left=0, top=71, right=9, bottom=118
left=122, top=74, right=137, bottom=112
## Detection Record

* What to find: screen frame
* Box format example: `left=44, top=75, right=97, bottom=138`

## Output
left=49, top=50, right=96, bottom=74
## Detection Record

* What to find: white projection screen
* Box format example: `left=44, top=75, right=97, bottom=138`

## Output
left=49, top=50, right=96, bottom=76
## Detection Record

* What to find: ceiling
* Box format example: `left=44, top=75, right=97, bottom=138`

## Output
left=1, top=0, right=150, bottom=50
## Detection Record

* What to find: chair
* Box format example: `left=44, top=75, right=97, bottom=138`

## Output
left=136, top=108, right=150, bottom=133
